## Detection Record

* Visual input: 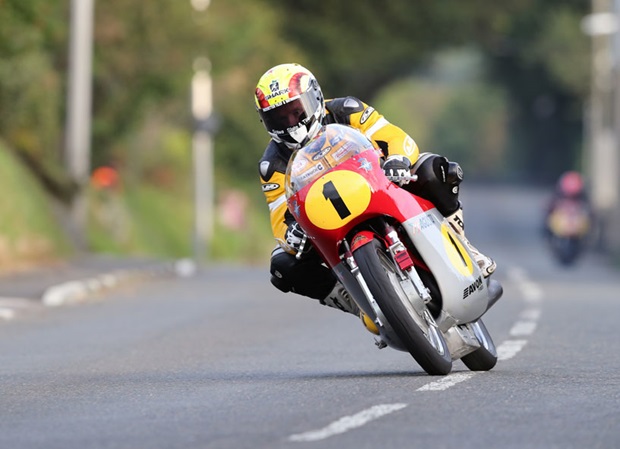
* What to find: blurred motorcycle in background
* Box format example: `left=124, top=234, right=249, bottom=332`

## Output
left=543, top=171, right=593, bottom=267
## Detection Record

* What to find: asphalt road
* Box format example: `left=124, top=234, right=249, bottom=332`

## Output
left=0, top=185, right=619, bottom=449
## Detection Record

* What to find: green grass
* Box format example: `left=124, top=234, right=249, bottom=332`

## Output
left=0, top=141, right=72, bottom=270
left=1, top=139, right=275, bottom=270
left=86, top=182, right=274, bottom=264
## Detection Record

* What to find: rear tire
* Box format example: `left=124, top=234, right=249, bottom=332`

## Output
left=460, top=319, right=497, bottom=371
left=354, top=238, right=452, bottom=375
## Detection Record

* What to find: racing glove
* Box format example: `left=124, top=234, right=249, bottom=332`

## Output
left=285, top=222, right=312, bottom=258
left=382, top=155, right=413, bottom=186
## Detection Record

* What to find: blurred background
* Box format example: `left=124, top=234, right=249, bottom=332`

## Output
left=1, top=0, right=619, bottom=273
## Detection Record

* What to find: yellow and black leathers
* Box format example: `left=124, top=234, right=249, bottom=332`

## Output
left=258, top=96, right=420, bottom=254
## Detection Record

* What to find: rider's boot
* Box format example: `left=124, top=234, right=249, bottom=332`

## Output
left=446, top=207, right=496, bottom=278
left=320, top=283, right=379, bottom=335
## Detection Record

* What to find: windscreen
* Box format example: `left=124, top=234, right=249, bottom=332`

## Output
left=285, top=124, right=376, bottom=197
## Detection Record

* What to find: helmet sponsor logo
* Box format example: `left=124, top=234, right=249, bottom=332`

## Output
left=269, top=80, right=280, bottom=92
left=261, top=183, right=280, bottom=192
left=360, top=107, right=375, bottom=124
left=265, top=88, right=290, bottom=101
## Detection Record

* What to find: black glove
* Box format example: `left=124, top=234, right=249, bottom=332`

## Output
left=383, top=155, right=413, bottom=185
left=285, top=222, right=312, bottom=258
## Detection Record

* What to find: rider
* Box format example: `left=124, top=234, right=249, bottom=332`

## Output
left=255, top=63, right=496, bottom=319
left=547, top=171, right=589, bottom=212
left=544, top=170, right=593, bottom=236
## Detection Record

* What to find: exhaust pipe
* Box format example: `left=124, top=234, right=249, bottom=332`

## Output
left=485, top=278, right=503, bottom=312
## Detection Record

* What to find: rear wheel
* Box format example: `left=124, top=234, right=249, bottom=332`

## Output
left=354, top=238, right=452, bottom=375
left=460, top=319, right=497, bottom=371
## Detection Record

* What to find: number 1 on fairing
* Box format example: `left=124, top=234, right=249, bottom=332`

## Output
left=322, top=180, right=351, bottom=219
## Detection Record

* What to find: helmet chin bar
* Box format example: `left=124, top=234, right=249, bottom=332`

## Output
left=269, top=108, right=323, bottom=150
left=288, top=125, right=309, bottom=145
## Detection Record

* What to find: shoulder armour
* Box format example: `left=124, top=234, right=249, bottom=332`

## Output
left=259, top=140, right=289, bottom=182
left=325, top=97, right=365, bottom=124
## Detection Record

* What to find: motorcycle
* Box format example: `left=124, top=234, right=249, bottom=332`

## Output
left=285, top=124, right=503, bottom=375
left=545, top=198, right=591, bottom=266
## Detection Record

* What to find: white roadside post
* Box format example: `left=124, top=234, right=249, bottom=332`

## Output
left=191, top=58, right=215, bottom=265
left=581, top=6, right=620, bottom=252
left=65, top=0, right=95, bottom=246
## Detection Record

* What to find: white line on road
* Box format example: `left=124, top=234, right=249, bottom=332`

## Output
left=508, top=266, right=543, bottom=303
left=0, top=308, right=15, bottom=320
left=497, top=339, right=528, bottom=361
left=288, top=403, right=407, bottom=442
left=520, top=308, right=541, bottom=321
left=509, top=320, right=537, bottom=337
left=416, top=372, right=477, bottom=391
left=289, top=266, right=543, bottom=442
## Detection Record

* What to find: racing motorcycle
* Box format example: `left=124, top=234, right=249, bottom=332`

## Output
left=545, top=198, right=591, bottom=266
left=285, top=124, right=503, bottom=375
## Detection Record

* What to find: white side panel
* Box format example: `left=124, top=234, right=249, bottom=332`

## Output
left=402, top=211, right=488, bottom=323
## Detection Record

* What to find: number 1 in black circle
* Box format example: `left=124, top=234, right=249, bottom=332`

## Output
left=322, top=180, right=351, bottom=219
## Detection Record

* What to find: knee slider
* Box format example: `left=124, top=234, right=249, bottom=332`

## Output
left=270, top=249, right=294, bottom=293
left=270, top=248, right=336, bottom=299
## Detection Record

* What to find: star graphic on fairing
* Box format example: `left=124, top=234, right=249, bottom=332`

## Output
left=358, top=158, right=373, bottom=173
left=292, top=200, right=301, bottom=218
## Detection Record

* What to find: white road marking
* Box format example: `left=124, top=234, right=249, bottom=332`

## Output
left=416, top=372, right=477, bottom=391
left=520, top=308, right=541, bottom=321
left=0, top=308, right=15, bottom=320
left=497, top=339, right=528, bottom=361
left=508, top=266, right=542, bottom=303
left=289, top=403, right=407, bottom=442
left=289, top=266, right=545, bottom=442
left=500, top=266, right=541, bottom=358
left=510, top=320, right=537, bottom=337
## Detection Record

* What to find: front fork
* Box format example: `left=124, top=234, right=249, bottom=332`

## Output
left=344, top=224, right=485, bottom=360
left=344, top=224, right=437, bottom=334
left=382, top=224, right=432, bottom=306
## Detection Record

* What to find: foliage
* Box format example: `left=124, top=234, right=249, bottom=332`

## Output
left=0, top=0, right=73, bottom=200
left=373, top=49, right=509, bottom=180
left=0, top=141, right=71, bottom=271
left=0, top=0, right=593, bottom=188
left=268, top=0, right=590, bottom=182
left=87, top=179, right=273, bottom=264
left=0, top=0, right=596, bottom=263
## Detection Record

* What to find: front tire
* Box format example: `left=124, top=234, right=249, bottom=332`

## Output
left=354, top=238, right=452, bottom=375
left=460, top=319, right=497, bottom=371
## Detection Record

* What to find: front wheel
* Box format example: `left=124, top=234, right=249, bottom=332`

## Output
left=460, top=319, right=497, bottom=371
left=354, top=238, right=452, bottom=375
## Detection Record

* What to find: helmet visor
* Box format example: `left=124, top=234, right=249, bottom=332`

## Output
left=259, top=90, right=321, bottom=137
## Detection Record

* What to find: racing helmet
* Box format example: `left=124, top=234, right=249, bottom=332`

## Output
left=558, top=171, right=584, bottom=197
left=254, top=63, right=325, bottom=150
